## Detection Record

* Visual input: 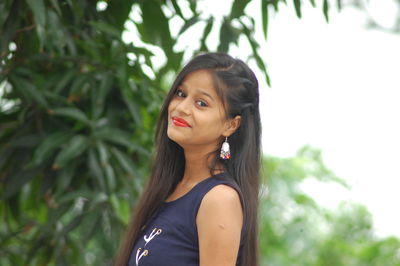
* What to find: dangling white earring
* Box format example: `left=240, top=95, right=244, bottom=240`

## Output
left=220, top=137, right=231, bottom=160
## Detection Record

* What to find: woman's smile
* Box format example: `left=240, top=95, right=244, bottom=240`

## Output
left=171, top=116, right=192, bottom=128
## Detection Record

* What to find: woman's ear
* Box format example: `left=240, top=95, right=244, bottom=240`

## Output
left=223, top=115, right=241, bottom=137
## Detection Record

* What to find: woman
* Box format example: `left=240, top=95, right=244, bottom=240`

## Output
left=114, top=53, right=261, bottom=266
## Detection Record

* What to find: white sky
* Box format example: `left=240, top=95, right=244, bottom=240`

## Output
left=247, top=1, right=400, bottom=238
left=122, top=0, right=400, bottom=238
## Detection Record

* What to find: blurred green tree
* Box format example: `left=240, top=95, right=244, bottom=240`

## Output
left=261, top=146, right=400, bottom=266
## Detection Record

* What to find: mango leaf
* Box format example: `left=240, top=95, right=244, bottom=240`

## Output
left=49, top=0, right=62, bottom=15
left=218, top=19, right=240, bottom=52
left=230, top=0, right=251, bottom=19
left=94, top=127, right=144, bottom=153
left=80, top=211, right=101, bottom=244
left=93, top=72, right=113, bottom=119
left=53, top=135, right=88, bottom=168
left=8, top=134, right=41, bottom=148
left=53, top=69, right=76, bottom=93
left=59, top=213, right=85, bottom=236
left=0, top=0, right=21, bottom=54
left=323, top=0, right=330, bottom=22
left=26, top=0, right=46, bottom=48
left=89, top=21, right=120, bottom=37
left=87, top=148, right=106, bottom=191
left=178, top=16, right=199, bottom=36
left=200, top=17, right=213, bottom=51
left=110, top=147, right=136, bottom=176
left=54, top=160, right=77, bottom=196
left=261, top=0, right=269, bottom=40
left=170, top=0, right=185, bottom=19
left=51, top=107, right=90, bottom=125
left=33, top=132, right=72, bottom=165
left=96, top=141, right=116, bottom=191
left=9, top=75, right=48, bottom=107
left=139, top=0, right=174, bottom=59
left=271, top=0, right=279, bottom=12
left=56, top=190, right=93, bottom=205
left=3, top=166, right=42, bottom=200
left=337, top=0, right=342, bottom=10
left=69, top=73, right=90, bottom=96
left=293, top=0, right=302, bottom=18
left=118, top=85, right=142, bottom=126
left=110, top=193, right=130, bottom=225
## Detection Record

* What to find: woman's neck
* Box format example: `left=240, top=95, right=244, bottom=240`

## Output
left=181, top=147, right=224, bottom=185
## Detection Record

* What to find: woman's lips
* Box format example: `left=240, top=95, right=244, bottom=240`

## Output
left=171, top=117, right=191, bottom=127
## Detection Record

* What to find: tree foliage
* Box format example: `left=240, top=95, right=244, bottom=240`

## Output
left=0, top=0, right=378, bottom=265
left=261, top=146, right=400, bottom=266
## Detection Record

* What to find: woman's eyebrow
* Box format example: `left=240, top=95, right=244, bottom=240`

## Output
left=181, top=83, right=215, bottom=102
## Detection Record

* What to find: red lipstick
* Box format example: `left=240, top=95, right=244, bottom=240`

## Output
left=172, top=117, right=191, bottom=127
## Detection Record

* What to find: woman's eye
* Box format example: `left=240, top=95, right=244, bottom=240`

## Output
left=196, top=100, right=208, bottom=107
left=176, top=90, right=185, bottom=97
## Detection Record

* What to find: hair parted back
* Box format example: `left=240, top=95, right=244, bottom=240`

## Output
left=114, top=52, right=261, bottom=266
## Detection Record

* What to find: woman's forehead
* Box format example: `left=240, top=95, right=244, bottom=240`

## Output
left=181, top=70, right=220, bottom=97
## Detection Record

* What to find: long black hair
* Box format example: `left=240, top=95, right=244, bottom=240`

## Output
left=115, top=52, right=262, bottom=266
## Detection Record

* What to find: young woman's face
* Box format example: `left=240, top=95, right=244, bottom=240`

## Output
left=167, top=69, right=229, bottom=151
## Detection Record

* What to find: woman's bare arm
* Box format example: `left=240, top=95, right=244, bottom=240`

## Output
left=196, top=184, right=243, bottom=266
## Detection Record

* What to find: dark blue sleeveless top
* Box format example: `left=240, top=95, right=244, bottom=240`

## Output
left=127, top=173, right=245, bottom=266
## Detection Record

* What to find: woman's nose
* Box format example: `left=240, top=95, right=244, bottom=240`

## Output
left=175, top=97, right=191, bottom=115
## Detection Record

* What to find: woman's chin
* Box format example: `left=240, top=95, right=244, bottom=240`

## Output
left=167, top=128, right=187, bottom=146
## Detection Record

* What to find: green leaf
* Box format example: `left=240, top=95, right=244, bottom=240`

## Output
left=104, top=0, right=132, bottom=31
left=96, top=141, right=116, bottom=191
left=69, top=74, right=90, bottom=96
left=230, top=0, right=251, bottom=19
left=218, top=19, right=240, bottom=53
left=271, top=0, right=279, bottom=12
left=200, top=17, right=213, bottom=51
left=261, top=0, right=269, bottom=40
left=309, top=0, right=316, bottom=8
left=178, top=16, right=199, bottom=36
left=49, top=0, right=62, bottom=15
left=8, top=134, right=41, bottom=148
left=9, top=75, right=48, bottom=107
left=89, top=21, right=121, bottom=37
left=26, top=0, right=46, bottom=48
left=139, top=0, right=174, bottom=62
left=126, top=46, right=154, bottom=57
left=33, top=132, right=72, bottom=165
left=55, top=160, right=77, bottom=195
left=53, top=69, right=76, bottom=93
left=110, top=194, right=130, bottom=225
left=337, top=0, right=342, bottom=10
left=59, top=213, right=84, bottom=236
left=88, top=148, right=106, bottom=190
left=26, top=0, right=46, bottom=26
left=94, top=127, right=140, bottom=152
left=170, top=0, right=185, bottom=19
left=293, top=0, right=302, bottom=18
left=80, top=211, right=101, bottom=244
left=110, top=147, right=136, bottom=176
left=294, top=194, right=317, bottom=207
left=93, top=73, right=113, bottom=119
left=323, top=0, right=330, bottom=22
left=51, top=107, right=90, bottom=125
left=0, top=0, right=21, bottom=54
left=53, top=135, right=88, bottom=168
left=3, top=167, right=41, bottom=200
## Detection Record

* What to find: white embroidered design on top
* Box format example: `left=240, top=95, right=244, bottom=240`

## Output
left=143, top=228, right=162, bottom=246
left=135, top=248, right=148, bottom=266
left=135, top=227, right=163, bottom=265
